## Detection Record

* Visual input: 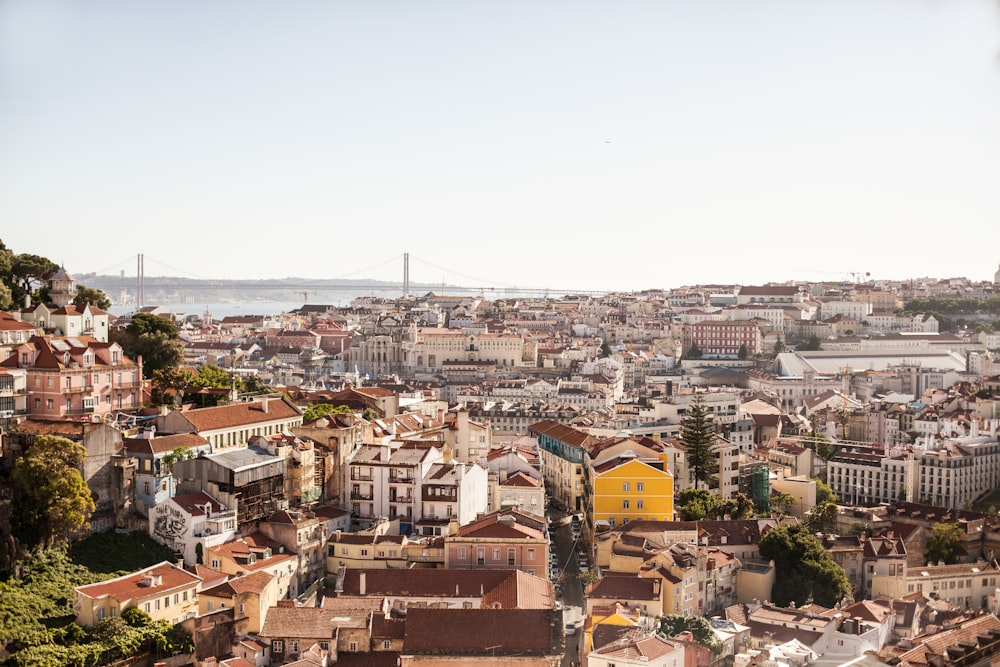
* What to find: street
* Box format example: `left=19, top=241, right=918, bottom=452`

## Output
left=549, top=510, right=586, bottom=666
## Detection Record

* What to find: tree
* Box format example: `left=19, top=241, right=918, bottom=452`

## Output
left=797, top=335, right=822, bottom=351
left=679, top=395, right=718, bottom=489
left=676, top=489, right=754, bottom=521
left=813, top=478, right=838, bottom=505
left=925, top=522, right=963, bottom=565
left=73, top=285, right=112, bottom=310
left=12, top=436, right=96, bottom=547
left=577, top=570, right=600, bottom=586
left=804, top=501, right=840, bottom=534
left=770, top=491, right=798, bottom=516
left=600, top=340, right=612, bottom=357
left=738, top=344, right=748, bottom=360
left=302, top=403, right=353, bottom=423
left=685, top=344, right=703, bottom=359
left=112, top=313, right=183, bottom=379
left=161, top=446, right=194, bottom=473
left=773, top=337, right=785, bottom=354
left=9, top=253, right=58, bottom=305
left=151, top=366, right=195, bottom=406
left=758, top=523, right=852, bottom=607
left=658, top=614, right=723, bottom=655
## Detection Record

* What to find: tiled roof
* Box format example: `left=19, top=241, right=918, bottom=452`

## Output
left=371, top=615, right=406, bottom=639
left=171, top=491, right=227, bottom=516
left=586, top=576, right=659, bottom=601
left=177, top=397, right=300, bottom=432
left=76, top=561, right=201, bottom=602
left=123, top=433, right=209, bottom=455
left=402, top=608, right=563, bottom=656
left=341, top=568, right=552, bottom=608
left=500, top=471, right=541, bottom=487
left=259, top=606, right=371, bottom=639
left=201, top=570, right=274, bottom=598
left=593, top=633, right=680, bottom=660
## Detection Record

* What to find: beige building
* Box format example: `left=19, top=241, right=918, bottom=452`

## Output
left=198, top=570, right=278, bottom=634
left=73, top=561, right=201, bottom=627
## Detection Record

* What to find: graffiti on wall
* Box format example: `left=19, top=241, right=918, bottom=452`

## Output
left=152, top=504, right=189, bottom=552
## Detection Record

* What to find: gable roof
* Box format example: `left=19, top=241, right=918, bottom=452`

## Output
left=174, top=397, right=300, bottom=432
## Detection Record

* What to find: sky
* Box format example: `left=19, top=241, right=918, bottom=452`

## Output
left=2, top=0, right=999, bottom=295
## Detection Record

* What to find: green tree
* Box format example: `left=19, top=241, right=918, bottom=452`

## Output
left=770, top=491, right=798, bottom=516
left=813, top=478, right=838, bottom=505
left=73, top=285, right=112, bottom=310
left=925, top=522, right=963, bottom=565
left=675, top=489, right=755, bottom=521
left=161, top=446, right=194, bottom=473
left=773, top=337, right=785, bottom=354
left=685, top=343, right=704, bottom=359
left=9, top=253, right=58, bottom=305
left=679, top=395, right=718, bottom=489
left=302, top=403, right=353, bottom=423
left=191, top=364, right=234, bottom=389
left=658, top=614, right=723, bottom=655
left=600, top=340, right=612, bottom=357
left=738, top=344, right=748, bottom=360
left=151, top=366, right=195, bottom=406
left=797, top=335, right=822, bottom=351
left=12, top=436, right=96, bottom=548
left=112, top=313, right=183, bottom=379
left=758, top=523, right=852, bottom=607
left=578, top=570, right=600, bottom=586
left=804, top=501, right=840, bottom=534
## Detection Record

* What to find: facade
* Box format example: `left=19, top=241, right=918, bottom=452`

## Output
left=197, top=570, right=278, bottom=634
left=148, top=490, right=237, bottom=566
left=443, top=509, right=550, bottom=578
left=589, top=455, right=674, bottom=531
left=1, top=335, right=141, bottom=419
left=73, top=561, right=202, bottom=627
left=205, top=532, right=301, bottom=601
left=155, top=395, right=303, bottom=451
left=348, top=442, right=444, bottom=531
left=124, top=431, right=211, bottom=516
left=529, top=420, right=598, bottom=512
left=684, top=320, right=763, bottom=357
left=416, top=461, right=488, bottom=537
left=258, top=509, right=330, bottom=593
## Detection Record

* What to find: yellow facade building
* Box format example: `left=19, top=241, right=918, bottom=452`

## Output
left=590, top=455, right=674, bottom=530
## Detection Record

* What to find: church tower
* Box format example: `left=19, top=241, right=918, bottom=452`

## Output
left=994, top=263, right=1000, bottom=286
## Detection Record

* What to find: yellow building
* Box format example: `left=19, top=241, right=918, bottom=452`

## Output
left=73, top=561, right=202, bottom=627
left=590, top=455, right=674, bottom=530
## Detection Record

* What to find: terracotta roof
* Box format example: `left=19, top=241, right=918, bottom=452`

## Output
left=341, top=568, right=553, bottom=608
left=75, top=561, right=202, bottom=602
left=500, top=471, right=541, bottom=487
left=259, top=606, right=374, bottom=639
left=593, top=633, right=681, bottom=660
left=402, top=608, right=563, bottom=656
left=586, top=576, right=659, bottom=601
left=170, top=491, right=227, bottom=516
left=123, top=433, right=209, bottom=455
left=177, top=397, right=300, bottom=432
left=201, top=570, right=275, bottom=598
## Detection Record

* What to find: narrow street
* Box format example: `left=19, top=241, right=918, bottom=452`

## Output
left=549, top=510, right=586, bottom=666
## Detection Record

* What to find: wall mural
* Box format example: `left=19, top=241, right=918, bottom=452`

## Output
left=152, top=504, right=189, bottom=552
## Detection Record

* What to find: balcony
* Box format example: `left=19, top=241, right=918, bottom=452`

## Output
left=350, top=491, right=374, bottom=501
left=389, top=496, right=414, bottom=504
left=64, top=408, right=96, bottom=416
left=350, top=472, right=374, bottom=481
left=389, top=475, right=414, bottom=484
left=63, top=385, right=95, bottom=394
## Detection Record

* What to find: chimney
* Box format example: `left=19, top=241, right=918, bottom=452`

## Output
left=360, top=571, right=366, bottom=596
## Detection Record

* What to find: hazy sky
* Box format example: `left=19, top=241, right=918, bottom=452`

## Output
left=2, top=0, right=999, bottom=294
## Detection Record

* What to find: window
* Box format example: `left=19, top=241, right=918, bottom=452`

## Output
left=272, top=640, right=283, bottom=653
left=349, top=641, right=358, bottom=652
left=636, top=482, right=644, bottom=492
left=637, top=500, right=645, bottom=510
left=457, top=547, right=467, bottom=559
left=288, top=640, right=298, bottom=653
left=622, top=482, right=630, bottom=492
left=493, top=547, right=501, bottom=561
left=383, top=640, right=391, bottom=649
left=145, top=602, right=151, bottom=613
left=527, top=548, right=536, bottom=561
left=477, top=548, right=485, bottom=565
left=622, top=499, right=630, bottom=509
left=508, top=548, right=516, bottom=565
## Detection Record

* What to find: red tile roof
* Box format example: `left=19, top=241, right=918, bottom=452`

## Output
left=402, top=608, right=563, bottom=656
left=75, top=561, right=201, bottom=602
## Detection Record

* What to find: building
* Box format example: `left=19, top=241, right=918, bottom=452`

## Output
left=529, top=419, right=598, bottom=513
left=197, top=570, right=278, bottom=634
left=443, top=508, right=550, bottom=578
left=416, top=461, right=489, bottom=537
left=172, top=445, right=287, bottom=527
left=148, top=490, right=238, bottom=566
left=347, top=442, right=444, bottom=531
left=588, top=453, right=674, bottom=532
left=73, top=561, right=202, bottom=626
left=1, top=335, right=141, bottom=419
left=205, top=532, right=301, bottom=601
left=155, top=395, right=303, bottom=451
left=123, top=431, right=211, bottom=516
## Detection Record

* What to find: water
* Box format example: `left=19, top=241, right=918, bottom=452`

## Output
left=109, top=301, right=309, bottom=320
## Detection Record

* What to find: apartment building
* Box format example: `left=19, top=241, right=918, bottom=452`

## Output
left=684, top=320, right=763, bottom=357
left=416, top=462, right=488, bottom=537
left=529, top=419, right=598, bottom=513
left=156, top=395, right=303, bottom=451
left=73, top=561, right=202, bottom=627
left=1, top=335, right=141, bottom=419
left=872, top=559, right=1000, bottom=609
left=444, top=509, right=550, bottom=578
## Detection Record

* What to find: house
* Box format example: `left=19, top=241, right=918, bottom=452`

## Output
left=148, top=490, right=238, bottom=566
left=18, top=266, right=112, bottom=341
left=588, top=453, right=674, bottom=533
left=205, top=532, right=300, bottom=601
left=585, top=574, right=663, bottom=617
left=258, top=509, right=330, bottom=593
left=257, top=599, right=385, bottom=665
left=529, top=419, right=599, bottom=513
left=443, top=508, right=550, bottom=578
left=172, top=444, right=286, bottom=526
left=124, top=431, right=211, bottom=516
left=1, top=335, right=141, bottom=420
left=73, top=560, right=202, bottom=626
left=415, top=461, right=488, bottom=537
left=198, top=570, right=278, bottom=634
left=154, top=395, right=303, bottom=451
left=589, top=630, right=685, bottom=667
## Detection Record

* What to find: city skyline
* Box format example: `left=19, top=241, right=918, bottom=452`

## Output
left=2, top=1, right=999, bottom=292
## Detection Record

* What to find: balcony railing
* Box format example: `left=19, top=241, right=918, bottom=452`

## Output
left=350, top=473, right=374, bottom=481
left=64, top=385, right=95, bottom=394
left=350, top=491, right=374, bottom=501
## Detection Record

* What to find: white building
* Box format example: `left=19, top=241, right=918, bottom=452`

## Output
left=416, top=461, right=488, bottom=537
left=148, top=491, right=238, bottom=566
